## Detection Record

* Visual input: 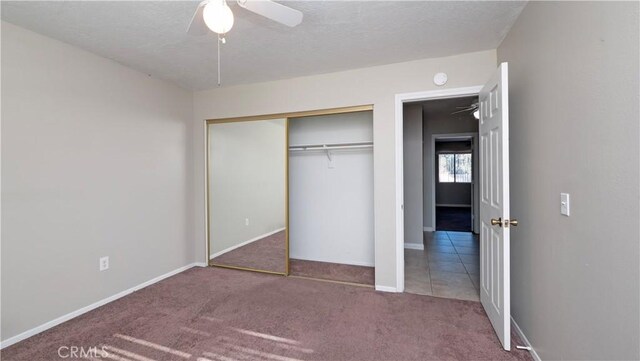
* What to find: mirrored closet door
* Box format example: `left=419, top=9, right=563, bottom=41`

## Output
left=207, top=118, right=288, bottom=275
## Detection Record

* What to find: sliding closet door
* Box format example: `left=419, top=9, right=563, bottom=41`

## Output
left=288, top=111, right=374, bottom=269
left=207, top=118, right=288, bottom=275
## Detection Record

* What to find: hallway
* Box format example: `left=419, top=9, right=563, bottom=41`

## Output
left=405, top=231, right=479, bottom=301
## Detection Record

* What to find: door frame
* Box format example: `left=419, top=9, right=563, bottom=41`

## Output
left=394, top=86, right=482, bottom=292
left=431, top=132, right=479, bottom=234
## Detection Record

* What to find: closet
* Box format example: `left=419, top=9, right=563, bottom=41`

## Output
left=288, top=110, right=374, bottom=285
left=205, top=106, right=374, bottom=285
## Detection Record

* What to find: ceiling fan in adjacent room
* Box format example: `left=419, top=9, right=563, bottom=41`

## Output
left=452, top=101, right=480, bottom=120
left=187, top=0, right=303, bottom=86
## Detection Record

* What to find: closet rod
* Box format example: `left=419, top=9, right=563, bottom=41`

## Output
left=289, top=141, right=373, bottom=151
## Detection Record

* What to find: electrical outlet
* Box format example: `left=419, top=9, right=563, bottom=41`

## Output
left=245, top=218, right=249, bottom=226
left=99, top=256, right=109, bottom=271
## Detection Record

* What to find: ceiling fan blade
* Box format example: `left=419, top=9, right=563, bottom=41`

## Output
left=237, top=0, right=303, bottom=27
left=451, top=109, right=474, bottom=115
left=187, top=0, right=209, bottom=35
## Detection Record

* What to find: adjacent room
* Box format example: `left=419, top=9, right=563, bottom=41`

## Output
left=2, top=1, right=638, bottom=361
left=403, top=96, right=481, bottom=300
left=435, top=138, right=475, bottom=232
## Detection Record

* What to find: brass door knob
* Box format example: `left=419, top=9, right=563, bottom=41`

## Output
left=490, top=217, right=502, bottom=227
left=507, top=219, right=518, bottom=227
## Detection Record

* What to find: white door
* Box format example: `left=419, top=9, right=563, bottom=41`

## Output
left=479, top=62, right=513, bottom=351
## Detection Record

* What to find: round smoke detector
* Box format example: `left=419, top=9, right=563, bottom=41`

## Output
left=433, top=72, right=448, bottom=86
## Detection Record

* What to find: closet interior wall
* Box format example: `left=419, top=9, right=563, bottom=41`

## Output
left=288, top=111, right=374, bottom=267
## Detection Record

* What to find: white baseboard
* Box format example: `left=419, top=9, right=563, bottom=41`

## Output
left=511, top=316, right=541, bottom=361
left=193, top=262, right=208, bottom=268
left=436, top=204, right=472, bottom=208
left=404, top=243, right=424, bottom=250
left=423, top=227, right=434, bottom=232
left=342, top=260, right=374, bottom=267
left=210, top=227, right=285, bottom=260
left=289, top=255, right=374, bottom=268
left=0, top=262, right=201, bottom=349
left=375, top=285, right=398, bottom=293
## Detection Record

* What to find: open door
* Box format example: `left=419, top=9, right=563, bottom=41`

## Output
left=479, top=62, right=513, bottom=350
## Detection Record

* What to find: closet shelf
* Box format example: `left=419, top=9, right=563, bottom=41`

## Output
left=288, top=141, right=373, bottom=151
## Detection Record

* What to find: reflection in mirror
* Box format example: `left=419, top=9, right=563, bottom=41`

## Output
left=208, top=118, right=287, bottom=274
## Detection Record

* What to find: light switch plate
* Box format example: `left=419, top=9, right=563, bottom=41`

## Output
left=99, top=256, right=109, bottom=271
left=560, top=193, right=570, bottom=216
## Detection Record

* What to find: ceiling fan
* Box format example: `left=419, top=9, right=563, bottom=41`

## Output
left=452, top=101, right=480, bottom=120
left=187, top=0, right=303, bottom=36
left=187, top=0, right=303, bottom=86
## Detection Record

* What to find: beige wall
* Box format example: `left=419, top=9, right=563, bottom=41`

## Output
left=194, top=50, right=497, bottom=288
left=403, top=104, right=423, bottom=245
left=1, top=22, right=195, bottom=341
left=498, top=2, right=639, bottom=359
left=208, top=119, right=286, bottom=256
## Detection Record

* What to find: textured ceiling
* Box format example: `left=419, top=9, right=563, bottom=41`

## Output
left=1, top=1, right=526, bottom=90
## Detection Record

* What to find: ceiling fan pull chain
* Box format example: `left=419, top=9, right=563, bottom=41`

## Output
left=217, top=34, right=221, bottom=87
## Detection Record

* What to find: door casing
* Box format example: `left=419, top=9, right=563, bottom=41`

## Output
left=394, top=86, right=483, bottom=292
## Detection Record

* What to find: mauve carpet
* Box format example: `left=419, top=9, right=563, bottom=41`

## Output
left=211, top=230, right=286, bottom=273
left=2, top=267, right=532, bottom=361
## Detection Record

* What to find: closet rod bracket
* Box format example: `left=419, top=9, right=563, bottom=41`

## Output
left=323, top=145, right=333, bottom=161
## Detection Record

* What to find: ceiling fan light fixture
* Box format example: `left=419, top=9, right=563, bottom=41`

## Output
left=203, top=0, right=234, bottom=34
left=473, top=109, right=480, bottom=120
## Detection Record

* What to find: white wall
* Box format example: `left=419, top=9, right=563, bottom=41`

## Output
left=498, top=2, right=639, bottom=359
left=208, top=119, right=286, bottom=256
left=1, top=22, right=194, bottom=342
left=403, top=104, right=423, bottom=245
left=289, top=112, right=373, bottom=266
left=193, top=50, right=497, bottom=289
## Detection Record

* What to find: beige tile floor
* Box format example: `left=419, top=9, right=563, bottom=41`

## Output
left=405, top=231, right=480, bottom=301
